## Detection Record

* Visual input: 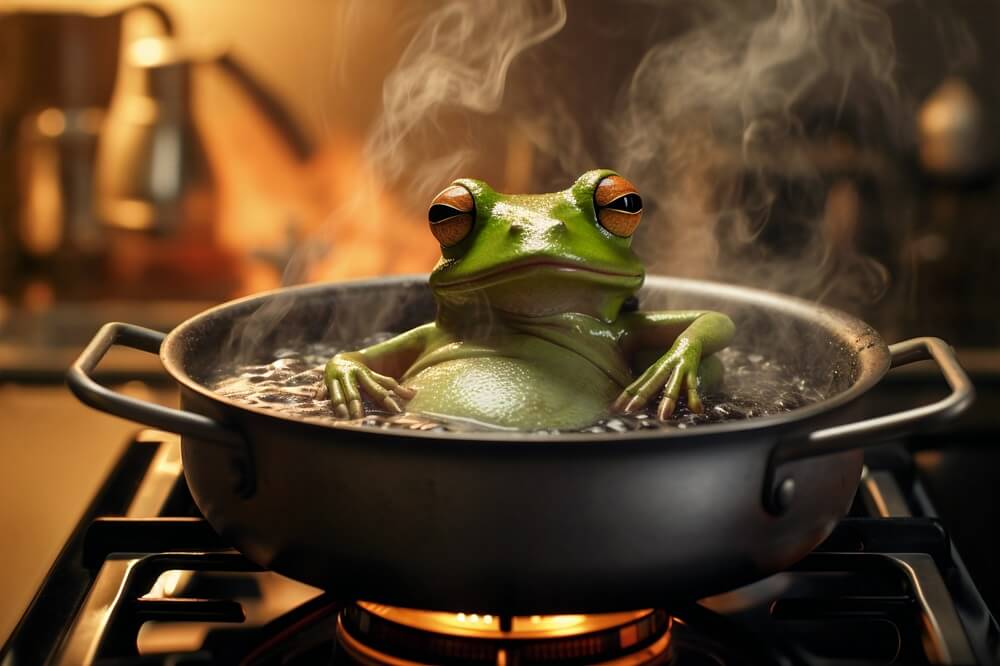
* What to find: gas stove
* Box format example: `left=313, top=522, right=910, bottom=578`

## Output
left=2, top=430, right=997, bottom=665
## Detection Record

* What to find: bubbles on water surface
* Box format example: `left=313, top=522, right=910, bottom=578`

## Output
left=207, top=334, right=829, bottom=435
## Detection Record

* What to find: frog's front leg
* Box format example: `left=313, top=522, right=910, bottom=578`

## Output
left=323, top=324, right=432, bottom=419
left=613, top=310, right=734, bottom=419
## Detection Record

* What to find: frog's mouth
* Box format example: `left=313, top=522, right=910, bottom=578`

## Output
left=434, top=259, right=643, bottom=291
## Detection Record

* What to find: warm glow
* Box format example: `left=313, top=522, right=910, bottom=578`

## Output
left=144, top=570, right=185, bottom=598
left=130, top=37, right=171, bottom=67
left=35, top=109, right=66, bottom=138
left=101, top=200, right=156, bottom=231
left=195, top=75, right=440, bottom=292
left=21, top=139, right=63, bottom=255
left=359, top=602, right=654, bottom=639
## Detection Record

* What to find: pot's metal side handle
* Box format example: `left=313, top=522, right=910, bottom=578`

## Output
left=67, top=322, right=243, bottom=447
left=763, top=337, right=972, bottom=515
left=778, top=337, right=974, bottom=466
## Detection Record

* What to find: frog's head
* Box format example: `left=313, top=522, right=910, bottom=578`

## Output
left=426, top=169, right=645, bottom=322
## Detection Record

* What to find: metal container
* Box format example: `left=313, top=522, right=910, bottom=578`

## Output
left=68, top=275, right=973, bottom=613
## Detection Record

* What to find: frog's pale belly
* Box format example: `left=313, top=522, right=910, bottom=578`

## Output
left=403, top=354, right=621, bottom=430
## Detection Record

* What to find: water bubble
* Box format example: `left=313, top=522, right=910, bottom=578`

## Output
left=605, top=419, right=629, bottom=433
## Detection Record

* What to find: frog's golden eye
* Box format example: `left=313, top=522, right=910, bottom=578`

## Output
left=428, top=185, right=475, bottom=247
left=595, top=175, right=642, bottom=237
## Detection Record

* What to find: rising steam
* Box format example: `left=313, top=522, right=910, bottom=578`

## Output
left=223, top=0, right=568, bottom=363
left=365, top=0, right=567, bottom=197
left=361, top=0, right=938, bottom=309
left=223, top=0, right=975, bottom=365
left=613, top=0, right=907, bottom=306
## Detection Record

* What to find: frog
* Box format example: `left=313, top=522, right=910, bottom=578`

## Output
left=323, top=169, right=735, bottom=430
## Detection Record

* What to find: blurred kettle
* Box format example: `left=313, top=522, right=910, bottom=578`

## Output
left=96, top=36, right=314, bottom=236
left=0, top=3, right=172, bottom=116
left=0, top=3, right=172, bottom=292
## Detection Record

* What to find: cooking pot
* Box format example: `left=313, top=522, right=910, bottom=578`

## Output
left=67, top=275, right=973, bottom=613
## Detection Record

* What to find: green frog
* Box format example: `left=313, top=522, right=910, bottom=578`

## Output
left=323, top=169, right=734, bottom=430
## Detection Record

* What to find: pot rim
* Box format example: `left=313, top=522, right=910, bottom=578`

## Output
left=160, top=274, right=891, bottom=445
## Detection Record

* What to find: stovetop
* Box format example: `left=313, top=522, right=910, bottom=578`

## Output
left=2, top=431, right=998, bottom=665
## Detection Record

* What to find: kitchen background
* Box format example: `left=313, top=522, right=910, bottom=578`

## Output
left=1, top=0, right=999, bottom=653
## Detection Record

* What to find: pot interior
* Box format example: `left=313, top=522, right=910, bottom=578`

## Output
left=167, top=275, right=889, bottom=436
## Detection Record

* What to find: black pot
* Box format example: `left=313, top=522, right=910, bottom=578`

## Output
left=68, top=275, right=973, bottom=613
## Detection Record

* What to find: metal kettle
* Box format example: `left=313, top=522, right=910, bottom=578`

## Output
left=96, top=36, right=314, bottom=237
left=0, top=3, right=172, bottom=293
left=0, top=3, right=172, bottom=115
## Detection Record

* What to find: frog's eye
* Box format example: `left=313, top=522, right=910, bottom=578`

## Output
left=428, top=185, right=475, bottom=247
left=595, top=175, right=642, bottom=237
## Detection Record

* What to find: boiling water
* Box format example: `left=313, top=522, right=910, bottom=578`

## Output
left=207, top=333, right=829, bottom=434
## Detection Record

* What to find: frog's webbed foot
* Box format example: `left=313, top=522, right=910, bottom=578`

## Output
left=323, top=353, right=416, bottom=419
left=613, top=339, right=704, bottom=420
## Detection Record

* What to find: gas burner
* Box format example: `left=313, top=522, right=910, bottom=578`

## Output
left=336, top=603, right=672, bottom=665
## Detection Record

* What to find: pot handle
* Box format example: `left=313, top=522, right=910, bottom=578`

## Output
left=775, top=336, right=974, bottom=465
left=67, top=322, right=243, bottom=446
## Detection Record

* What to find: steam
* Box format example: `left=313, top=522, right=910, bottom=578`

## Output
left=223, top=0, right=568, bottom=363
left=613, top=0, right=907, bottom=306
left=365, top=0, right=567, bottom=197
left=222, top=0, right=976, bottom=368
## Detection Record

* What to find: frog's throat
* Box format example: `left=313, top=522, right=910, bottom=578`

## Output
left=432, top=259, right=643, bottom=292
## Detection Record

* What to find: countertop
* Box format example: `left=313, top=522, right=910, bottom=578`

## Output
left=0, top=381, right=174, bottom=645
